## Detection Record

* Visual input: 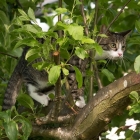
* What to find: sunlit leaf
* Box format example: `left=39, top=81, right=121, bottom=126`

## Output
left=28, top=7, right=36, bottom=23
left=75, top=47, right=88, bottom=59
left=81, top=37, right=95, bottom=44
left=66, top=24, right=83, bottom=40
left=62, top=68, right=69, bottom=75
left=129, top=91, right=139, bottom=102
left=134, top=55, right=140, bottom=73
left=55, top=8, right=67, bottom=15
left=25, top=48, right=40, bottom=60
left=49, top=65, right=61, bottom=84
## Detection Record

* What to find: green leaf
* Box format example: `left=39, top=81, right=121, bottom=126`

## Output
left=98, top=34, right=108, bottom=38
left=125, top=129, right=133, bottom=138
left=0, top=110, right=11, bottom=123
left=73, top=66, right=83, bottom=88
left=135, top=20, right=140, bottom=32
left=75, top=0, right=82, bottom=5
left=18, top=118, right=32, bottom=140
left=25, top=48, right=40, bottom=60
left=15, top=38, right=40, bottom=48
left=55, top=8, right=67, bottom=15
left=129, top=91, right=139, bottom=102
left=0, top=10, right=9, bottom=25
left=66, top=24, right=83, bottom=40
left=62, top=68, right=69, bottom=76
left=18, top=9, right=28, bottom=18
left=23, top=24, right=42, bottom=33
left=17, top=94, right=34, bottom=109
left=48, top=93, right=55, bottom=99
left=93, top=43, right=103, bottom=55
left=49, top=65, right=61, bottom=84
left=28, top=7, right=36, bottom=23
left=57, top=21, right=68, bottom=29
left=4, top=121, right=18, bottom=140
left=75, top=47, right=88, bottom=59
left=81, top=37, right=95, bottom=44
left=134, top=55, right=140, bottom=73
left=101, top=69, right=115, bottom=82
left=129, top=103, right=140, bottom=116
left=60, top=49, right=70, bottom=59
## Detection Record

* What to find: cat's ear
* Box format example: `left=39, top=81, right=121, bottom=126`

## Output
left=100, top=25, right=108, bottom=33
left=118, top=30, right=131, bottom=37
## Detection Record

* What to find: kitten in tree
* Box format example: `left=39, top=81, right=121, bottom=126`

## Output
left=2, top=25, right=131, bottom=110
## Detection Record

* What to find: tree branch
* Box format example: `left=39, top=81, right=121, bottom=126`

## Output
left=106, top=0, right=132, bottom=33
left=79, top=0, right=88, bottom=36
left=50, top=0, right=63, bottom=119
left=32, top=72, right=140, bottom=139
left=71, top=72, right=140, bottom=139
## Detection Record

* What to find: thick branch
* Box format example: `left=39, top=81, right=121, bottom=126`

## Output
left=32, top=72, right=140, bottom=139
left=71, top=72, right=140, bottom=139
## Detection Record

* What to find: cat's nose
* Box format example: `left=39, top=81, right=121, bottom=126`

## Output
left=118, top=53, right=122, bottom=56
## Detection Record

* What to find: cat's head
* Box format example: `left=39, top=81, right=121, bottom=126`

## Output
left=96, top=25, right=131, bottom=60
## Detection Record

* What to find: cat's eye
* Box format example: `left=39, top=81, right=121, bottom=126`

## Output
left=110, top=43, right=116, bottom=48
left=122, top=46, right=125, bottom=49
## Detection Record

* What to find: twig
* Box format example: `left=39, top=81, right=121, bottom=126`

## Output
left=51, top=51, right=62, bottom=119
left=92, top=0, right=103, bottom=90
left=79, top=0, right=88, bottom=35
left=80, top=0, right=95, bottom=102
left=94, top=62, right=103, bottom=89
left=93, top=0, right=98, bottom=31
left=58, top=0, right=63, bottom=40
left=105, top=0, right=132, bottom=33
left=65, top=101, right=78, bottom=114
left=0, top=52, right=18, bottom=59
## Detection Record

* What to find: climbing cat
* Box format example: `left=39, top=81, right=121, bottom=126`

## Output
left=2, top=26, right=131, bottom=110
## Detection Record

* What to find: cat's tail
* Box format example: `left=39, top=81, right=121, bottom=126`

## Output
left=2, top=47, right=29, bottom=110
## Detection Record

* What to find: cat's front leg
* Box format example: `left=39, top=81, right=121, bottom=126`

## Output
left=27, top=84, right=54, bottom=106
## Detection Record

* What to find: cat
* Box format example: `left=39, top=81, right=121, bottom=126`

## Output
left=2, top=26, right=131, bottom=110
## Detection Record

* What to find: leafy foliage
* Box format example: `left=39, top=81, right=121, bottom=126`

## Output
left=0, top=0, right=140, bottom=140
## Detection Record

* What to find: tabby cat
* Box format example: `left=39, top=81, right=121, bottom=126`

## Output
left=2, top=26, right=131, bottom=110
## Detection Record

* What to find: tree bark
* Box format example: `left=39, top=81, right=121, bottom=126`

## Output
left=31, top=72, right=140, bottom=140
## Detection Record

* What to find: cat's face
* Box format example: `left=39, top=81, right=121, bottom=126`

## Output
left=100, top=33, right=126, bottom=60
left=95, top=28, right=131, bottom=60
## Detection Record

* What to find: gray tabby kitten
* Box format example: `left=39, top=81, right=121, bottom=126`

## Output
left=2, top=26, right=131, bottom=110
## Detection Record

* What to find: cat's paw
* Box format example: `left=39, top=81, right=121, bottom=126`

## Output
left=75, top=96, right=86, bottom=108
left=40, top=95, right=50, bottom=106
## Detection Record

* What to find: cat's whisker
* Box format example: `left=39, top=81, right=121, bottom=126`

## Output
left=120, top=57, right=127, bottom=71
left=105, top=58, right=111, bottom=67
left=123, top=56, right=130, bottom=63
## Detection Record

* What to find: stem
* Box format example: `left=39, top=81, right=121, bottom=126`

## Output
left=94, top=62, right=103, bottom=89
left=80, top=0, right=94, bottom=102
left=93, top=0, right=98, bottom=32
left=51, top=51, right=61, bottom=119
left=92, top=0, right=103, bottom=90
left=80, top=0, right=88, bottom=35
left=105, top=0, right=132, bottom=33
left=51, top=0, right=62, bottom=119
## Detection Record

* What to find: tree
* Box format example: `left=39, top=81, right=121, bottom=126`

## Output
left=0, top=0, right=140, bottom=139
